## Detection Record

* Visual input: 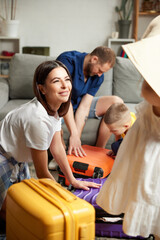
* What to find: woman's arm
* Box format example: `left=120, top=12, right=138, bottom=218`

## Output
left=31, top=148, right=55, bottom=180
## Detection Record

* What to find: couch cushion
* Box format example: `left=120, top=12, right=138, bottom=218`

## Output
left=0, top=99, right=30, bottom=121
left=9, top=54, right=54, bottom=99
left=96, top=68, right=113, bottom=96
left=0, top=78, right=9, bottom=109
left=113, top=57, right=143, bottom=103
left=62, top=119, right=114, bottom=149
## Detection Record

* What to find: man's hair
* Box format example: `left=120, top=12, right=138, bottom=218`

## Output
left=104, top=103, right=130, bottom=125
left=90, top=46, right=116, bottom=67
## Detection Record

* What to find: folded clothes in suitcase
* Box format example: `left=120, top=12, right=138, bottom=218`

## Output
left=73, top=178, right=153, bottom=240
left=6, top=178, right=95, bottom=240
left=58, top=145, right=114, bottom=186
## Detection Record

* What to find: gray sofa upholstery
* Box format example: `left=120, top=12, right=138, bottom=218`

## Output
left=0, top=53, right=143, bottom=148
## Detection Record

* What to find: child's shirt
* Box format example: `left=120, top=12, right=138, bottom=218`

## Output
left=121, top=112, right=136, bottom=138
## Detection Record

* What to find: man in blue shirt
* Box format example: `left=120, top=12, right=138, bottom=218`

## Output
left=57, top=46, right=123, bottom=157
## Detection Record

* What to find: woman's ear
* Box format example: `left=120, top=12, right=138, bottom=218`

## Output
left=38, top=84, right=46, bottom=95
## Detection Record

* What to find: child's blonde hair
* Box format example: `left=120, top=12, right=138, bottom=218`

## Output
left=104, top=103, right=130, bottom=125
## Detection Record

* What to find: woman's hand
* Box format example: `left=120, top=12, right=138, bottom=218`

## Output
left=71, top=179, right=101, bottom=191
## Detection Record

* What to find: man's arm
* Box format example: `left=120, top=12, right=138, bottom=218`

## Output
left=63, top=102, right=84, bottom=156
left=74, top=94, right=93, bottom=136
left=63, top=94, right=93, bottom=156
left=50, top=131, right=101, bottom=190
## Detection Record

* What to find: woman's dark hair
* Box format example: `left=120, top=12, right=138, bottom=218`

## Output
left=33, top=60, right=72, bottom=117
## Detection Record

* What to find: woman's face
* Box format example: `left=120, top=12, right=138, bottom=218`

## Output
left=39, top=66, right=72, bottom=111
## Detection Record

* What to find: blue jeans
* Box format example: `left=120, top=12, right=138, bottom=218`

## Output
left=62, top=96, right=102, bottom=124
left=88, top=96, right=102, bottom=120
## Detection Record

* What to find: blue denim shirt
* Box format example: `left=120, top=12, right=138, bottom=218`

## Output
left=57, top=51, right=104, bottom=110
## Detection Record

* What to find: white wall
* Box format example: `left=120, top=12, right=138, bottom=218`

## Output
left=138, top=16, right=156, bottom=39
left=16, top=0, right=121, bottom=57
left=1, top=0, right=155, bottom=57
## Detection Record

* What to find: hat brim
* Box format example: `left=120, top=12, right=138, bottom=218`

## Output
left=122, top=34, right=160, bottom=97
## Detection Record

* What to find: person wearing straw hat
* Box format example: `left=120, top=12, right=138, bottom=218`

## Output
left=96, top=15, right=160, bottom=239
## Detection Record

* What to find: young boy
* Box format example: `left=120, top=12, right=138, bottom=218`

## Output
left=104, top=103, right=136, bottom=156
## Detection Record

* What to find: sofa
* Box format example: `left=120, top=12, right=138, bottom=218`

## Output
left=0, top=53, right=143, bottom=149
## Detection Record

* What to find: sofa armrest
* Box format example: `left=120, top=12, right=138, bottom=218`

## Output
left=0, top=78, right=9, bottom=109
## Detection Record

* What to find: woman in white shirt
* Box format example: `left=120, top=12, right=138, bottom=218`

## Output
left=0, top=60, right=100, bottom=222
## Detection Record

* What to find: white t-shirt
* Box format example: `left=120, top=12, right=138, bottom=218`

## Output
left=0, top=97, right=61, bottom=163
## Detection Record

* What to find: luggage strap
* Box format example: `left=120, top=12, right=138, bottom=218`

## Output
left=23, top=178, right=77, bottom=240
left=0, top=144, right=12, bottom=159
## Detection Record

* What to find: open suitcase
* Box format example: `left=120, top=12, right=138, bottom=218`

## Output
left=6, top=178, right=95, bottom=240
left=73, top=178, right=154, bottom=240
left=58, top=145, right=114, bottom=186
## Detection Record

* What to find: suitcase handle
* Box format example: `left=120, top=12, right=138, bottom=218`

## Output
left=39, top=178, right=77, bottom=202
left=73, top=162, right=88, bottom=172
left=24, top=178, right=76, bottom=240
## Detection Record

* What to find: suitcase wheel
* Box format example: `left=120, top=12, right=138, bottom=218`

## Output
left=58, top=177, right=65, bottom=186
left=93, top=168, right=103, bottom=178
left=147, top=235, right=155, bottom=240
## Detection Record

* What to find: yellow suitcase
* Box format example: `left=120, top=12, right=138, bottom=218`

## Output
left=6, top=178, right=95, bottom=240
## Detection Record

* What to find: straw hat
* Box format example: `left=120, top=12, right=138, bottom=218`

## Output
left=122, top=16, right=160, bottom=97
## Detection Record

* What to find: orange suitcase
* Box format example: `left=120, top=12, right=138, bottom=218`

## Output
left=6, top=178, right=95, bottom=240
left=58, top=145, right=114, bottom=186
